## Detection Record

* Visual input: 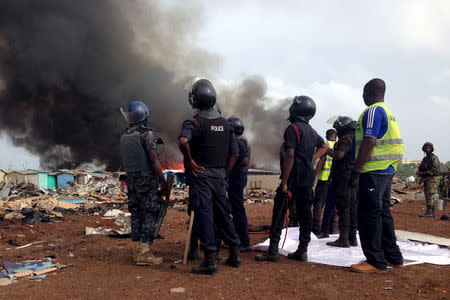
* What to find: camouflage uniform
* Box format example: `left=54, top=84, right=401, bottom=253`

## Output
left=438, top=175, right=449, bottom=198
left=418, top=153, right=440, bottom=206
left=127, top=171, right=160, bottom=244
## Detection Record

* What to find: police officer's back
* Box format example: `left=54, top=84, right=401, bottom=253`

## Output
left=178, top=79, right=240, bottom=275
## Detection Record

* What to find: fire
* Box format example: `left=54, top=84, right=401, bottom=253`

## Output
left=160, top=157, right=184, bottom=171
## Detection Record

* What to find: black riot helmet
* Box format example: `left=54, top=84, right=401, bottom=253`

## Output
left=228, top=116, right=245, bottom=136
left=288, top=95, right=316, bottom=123
left=333, top=116, right=356, bottom=135
left=188, top=78, right=217, bottom=110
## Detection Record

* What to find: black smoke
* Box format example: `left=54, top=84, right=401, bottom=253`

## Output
left=0, top=0, right=219, bottom=170
left=0, top=0, right=294, bottom=171
left=219, top=75, right=291, bottom=170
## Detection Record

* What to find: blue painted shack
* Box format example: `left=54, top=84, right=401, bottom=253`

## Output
left=56, top=173, right=75, bottom=189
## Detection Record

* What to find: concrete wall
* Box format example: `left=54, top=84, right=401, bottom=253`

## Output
left=246, top=174, right=279, bottom=190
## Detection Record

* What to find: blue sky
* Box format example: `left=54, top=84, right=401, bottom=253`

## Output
left=0, top=0, right=449, bottom=168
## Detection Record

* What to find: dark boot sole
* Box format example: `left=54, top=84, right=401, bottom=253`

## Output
left=225, top=259, right=241, bottom=267
left=255, top=256, right=280, bottom=262
left=287, top=256, right=307, bottom=261
left=326, top=242, right=350, bottom=248
left=191, top=268, right=218, bottom=275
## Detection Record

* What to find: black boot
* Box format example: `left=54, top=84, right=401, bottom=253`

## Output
left=316, top=232, right=329, bottom=239
left=326, top=236, right=350, bottom=248
left=418, top=206, right=434, bottom=218
left=191, top=251, right=218, bottom=275
left=349, top=233, right=358, bottom=247
left=226, top=244, right=241, bottom=267
left=187, top=239, right=200, bottom=261
left=287, top=248, right=308, bottom=261
left=255, top=244, right=279, bottom=262
left=187, top=248, right=200, bottom=261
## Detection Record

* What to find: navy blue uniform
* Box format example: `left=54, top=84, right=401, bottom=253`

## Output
left=120, top=125, right=159, bottom=244
left=228, top=136, right=251, bottom=248
left=180, top=116, right=240, bottom=252
left=269, top=122, right=324, bottom=251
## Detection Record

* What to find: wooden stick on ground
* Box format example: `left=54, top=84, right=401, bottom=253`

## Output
left=183, top=211, right=195, bottom=265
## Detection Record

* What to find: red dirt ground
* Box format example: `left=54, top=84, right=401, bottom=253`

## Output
left=0, top=197, right=449, bottom=299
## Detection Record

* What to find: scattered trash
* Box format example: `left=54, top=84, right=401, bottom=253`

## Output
left=21, top=208, right=50, bottom=225
left=31, top=275, right=47, bottom=281
left=384, top=287, right=393, bottom=290
left=0, top=277, right=12, bottom=286
left=390, top=197, right=402, bottom=207
left=245, top=277, right=255, bottom=280
left=86, top=212, right=131, bottom=236
left=7, top=240, right=20, bottom=247
left=170, top=287, right=186, bottom=293
left=1, top=258, right=67, bottom=283
left=174, top=260, right=182, bottom=264
left=68, top=253, right=74, bottom=257
left=15, top=241, right=45, bottom=249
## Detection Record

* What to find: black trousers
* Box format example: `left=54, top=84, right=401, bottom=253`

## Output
left=331, top=179, right=357, bottom=239
left=228, top=175, right=250, bottom=247
left=269, top=186, right=314, bottom=252
left=312, top=180, right=330, bottom=234
left=320, top=190, right=337, bottom=234
left=358, top=173, right=403, bottom=269
left=189, top=174, right=240, bottom=252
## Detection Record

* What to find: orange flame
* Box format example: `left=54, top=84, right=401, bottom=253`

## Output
left=160, top=156, right=184, bottom=171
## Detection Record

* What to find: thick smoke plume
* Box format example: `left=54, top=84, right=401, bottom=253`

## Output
left=0, top=0, right=220, bottom=170
left=0, top=0, right=292, bottom=171
left=219, top=76, right=291, bottom=170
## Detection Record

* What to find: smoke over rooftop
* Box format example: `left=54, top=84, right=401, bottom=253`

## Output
left=0, top=0, right=292, bottom=171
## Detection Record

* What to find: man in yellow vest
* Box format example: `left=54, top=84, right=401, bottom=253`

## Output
left=350, top=78, right=404, bottom=273
left=312, top=129, right=337, bottom=235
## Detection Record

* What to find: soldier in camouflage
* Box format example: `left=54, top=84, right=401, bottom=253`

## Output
left=438, top=167, right=449, bottom=210
left=417, top=142, right=440, bottom=218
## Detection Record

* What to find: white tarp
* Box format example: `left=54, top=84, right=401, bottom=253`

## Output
left=252, top=227, right=450, bottom=267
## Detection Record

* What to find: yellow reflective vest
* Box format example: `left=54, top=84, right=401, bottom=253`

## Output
left=355, top=102, right=404, bottom=173
left=317, top=140, right=335, bottom=181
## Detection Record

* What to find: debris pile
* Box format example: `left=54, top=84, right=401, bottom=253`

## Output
left=0, top=258, right=67, bottom=286
left=245, top=188, right=274, bottom=204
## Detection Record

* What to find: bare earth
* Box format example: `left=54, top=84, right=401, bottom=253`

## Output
left=0, top=197, right=449, bottom=299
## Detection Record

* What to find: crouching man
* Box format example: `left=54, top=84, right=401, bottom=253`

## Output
left=120, top=101, right=167, bottom=266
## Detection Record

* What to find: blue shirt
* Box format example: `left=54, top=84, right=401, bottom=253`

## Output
left=362, top=105, right=395, bottom=174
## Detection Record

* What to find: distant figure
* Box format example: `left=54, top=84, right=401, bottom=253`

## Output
left=350, top=78, right=404, bottom=273
left=417, top=142, right=440, bottom=217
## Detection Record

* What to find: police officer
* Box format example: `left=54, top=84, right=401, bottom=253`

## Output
left=255, top=96, right=328, bottom=262
left=227, top=116, right=251, bottom=251
left=120, top=101, right=167, bottom=266
left=178, top=78, right=241, bottom=275
left=417, top=142, right=440, bottom=218
left=326, top=116, right=358, bottom=248
left=350, top=78, right=404, bottom=273
left=312, top=129, right=337, bottom=235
